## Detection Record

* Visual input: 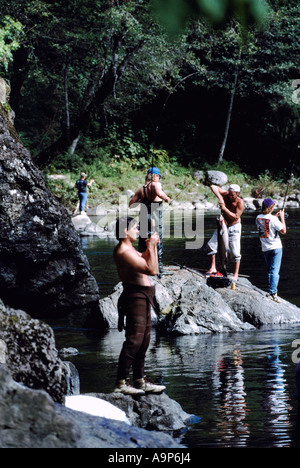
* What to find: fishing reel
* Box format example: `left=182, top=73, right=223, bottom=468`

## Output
left=275, top=210, right=289, bottom=218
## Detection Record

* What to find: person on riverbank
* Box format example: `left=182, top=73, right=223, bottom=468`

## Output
left=256, top=198, right=286, bottom=303
left=206, top=184, right=245, bottom=282
left=129, top=167, right=171, bottom=277
left=75, top=172, right=95, bottom=214
left=113, top=216, right=166, bottom=396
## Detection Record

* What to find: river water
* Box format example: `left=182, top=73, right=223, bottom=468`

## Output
left=51, top=209, right=300, bottom=448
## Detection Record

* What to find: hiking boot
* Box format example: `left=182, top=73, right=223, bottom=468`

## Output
left=266, top=293, right=281, bottom=303
left=270, top=293, right=281, bottom=303
left=114, top=379, right=145, bottom=396
left=134, top=377, right=166, bottom=394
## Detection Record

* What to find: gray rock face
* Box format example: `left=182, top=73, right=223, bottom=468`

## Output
left=99, top=269, right=300, bottom=334
left=0, top=299, right=68, bottom=403
left=0, top=103, right=100, bottom=325
left=217, top=280, right=300, bottom=327
left=93, top=392, right=196, bottom=434
left=205, top=170, right=228, bottom=186
left=0, top=298, right=185, bottom=448
left=0, top=366, right=183, bottom=448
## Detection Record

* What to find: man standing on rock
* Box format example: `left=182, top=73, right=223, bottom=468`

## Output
left=129, top=167, right=171, bottom=277
left=207, top=184, right=245, bottom=282
left=113, top=216, right=166, bottom=396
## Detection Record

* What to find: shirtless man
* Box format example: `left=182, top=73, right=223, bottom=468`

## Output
left=129, top=167, right=170, bottom=276
left=113, top=216, right=166, bottom=396
left=207, top=184, right=245, bottom=282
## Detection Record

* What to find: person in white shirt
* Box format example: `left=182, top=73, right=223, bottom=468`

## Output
left=256, top=198, right=286, bottom=302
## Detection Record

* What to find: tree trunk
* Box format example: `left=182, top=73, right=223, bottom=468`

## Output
left=68, top=135, right=80, bottom=155
left=64, top=64, right=70, bottom=135
left=33, top=40, right=143, bottom=168
left=218, top=66, right=239, bottom=164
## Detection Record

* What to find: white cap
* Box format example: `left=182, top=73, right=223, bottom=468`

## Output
left=228, top=184, right=240, bottom=192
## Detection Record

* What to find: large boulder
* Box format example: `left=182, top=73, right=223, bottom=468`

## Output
left=99, top=268, right=300, bottom=334
left=205, top=170, right=228, bottom=186
left=93, top=392, right=198, bottom=435
left=0, top=298, right=69, bottom=403
left=217, top=278, right=300, bottom=327
left=0, top=366, right=184, bottom=448
left=0, top=90, right=100, bottom=326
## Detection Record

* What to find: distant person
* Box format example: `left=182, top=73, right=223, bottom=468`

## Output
left=256, top=198, right=286, bottom=302
left=75, top=172, right=94, bottom=214
left=129, top=167, right=171, bottom=276
left=206, top=184, right=244, bottom=282
left=113, top=216, right=166, bottom=395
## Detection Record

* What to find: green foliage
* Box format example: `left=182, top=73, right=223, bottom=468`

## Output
left=151, top=0, right=271, bottom=35
left=1, top=0, right=299, bottom=175
left=45, top=153, right=299, bottom=211
left=0, top=16, right=22, bottom=72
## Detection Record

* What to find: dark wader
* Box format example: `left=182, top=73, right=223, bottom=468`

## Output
left=117, top=283, right=160, bottom=380
left=138, top=185, right=164, bottom=274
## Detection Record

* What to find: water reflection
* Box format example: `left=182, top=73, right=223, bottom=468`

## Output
left=263, top=346, right=292, bottom=447
left=51, top=320, right=300, bottom=448
left=214, top=349, right=249, bottom=447
left=58, top=211, right=300, bottom=447
left=145, top=329, right=298, bottom=448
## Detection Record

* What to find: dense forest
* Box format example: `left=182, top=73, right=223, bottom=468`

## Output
left=0, top=0, right=299, bottom=178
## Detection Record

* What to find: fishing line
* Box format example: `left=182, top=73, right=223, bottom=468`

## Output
left=282, top=144, right=299, bottom=213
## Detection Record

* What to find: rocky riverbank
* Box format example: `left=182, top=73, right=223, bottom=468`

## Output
left=71, top=169, right=300, bottom=238
left=3, top=263, right=299, bottom=448
left=99, top=267, right=300, bottom=333
left=0, top=366, right=185, bottom=448
left=0, top=94, right=100, bottom=323
left=1, top=83, right=299, bottom=449
left=0, top=298, right=191, bottom=448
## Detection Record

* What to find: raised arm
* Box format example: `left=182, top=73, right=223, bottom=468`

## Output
left=115, top=233, right=159, bottom=276
left=210, top=185, right=227, bottom=204
left=276, top=210, right=287, bottom=234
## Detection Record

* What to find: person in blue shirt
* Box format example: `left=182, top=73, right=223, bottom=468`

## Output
left=75, top=172, right=95, bottom=214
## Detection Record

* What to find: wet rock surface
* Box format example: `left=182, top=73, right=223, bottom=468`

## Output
left=99, top=268, right=300, bottom=334
left=0, top=99, right=100, bottom=326
left=92, top=391, right=197, bottom=434
left=0, top=366, right=183, bottom=448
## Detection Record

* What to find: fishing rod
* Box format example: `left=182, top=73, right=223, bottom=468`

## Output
left=169, top=261, right=206, bottom=278
left=281, top=144, right=299, bottom=214
left=169, top=261, right=266, bottom=296
left=148, top=72, right=201, bottom=237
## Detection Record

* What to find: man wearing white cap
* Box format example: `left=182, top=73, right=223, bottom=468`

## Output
left=207, top=183, right=244, bottom=281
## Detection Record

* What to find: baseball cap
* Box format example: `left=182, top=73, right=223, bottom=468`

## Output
left=228, top=184, right=240, bottom=192
left=263, top=198, right=275, bottom=208
left=147, top=167, right=161, bottom=177
left=81, top=172, right=87, bottom=178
